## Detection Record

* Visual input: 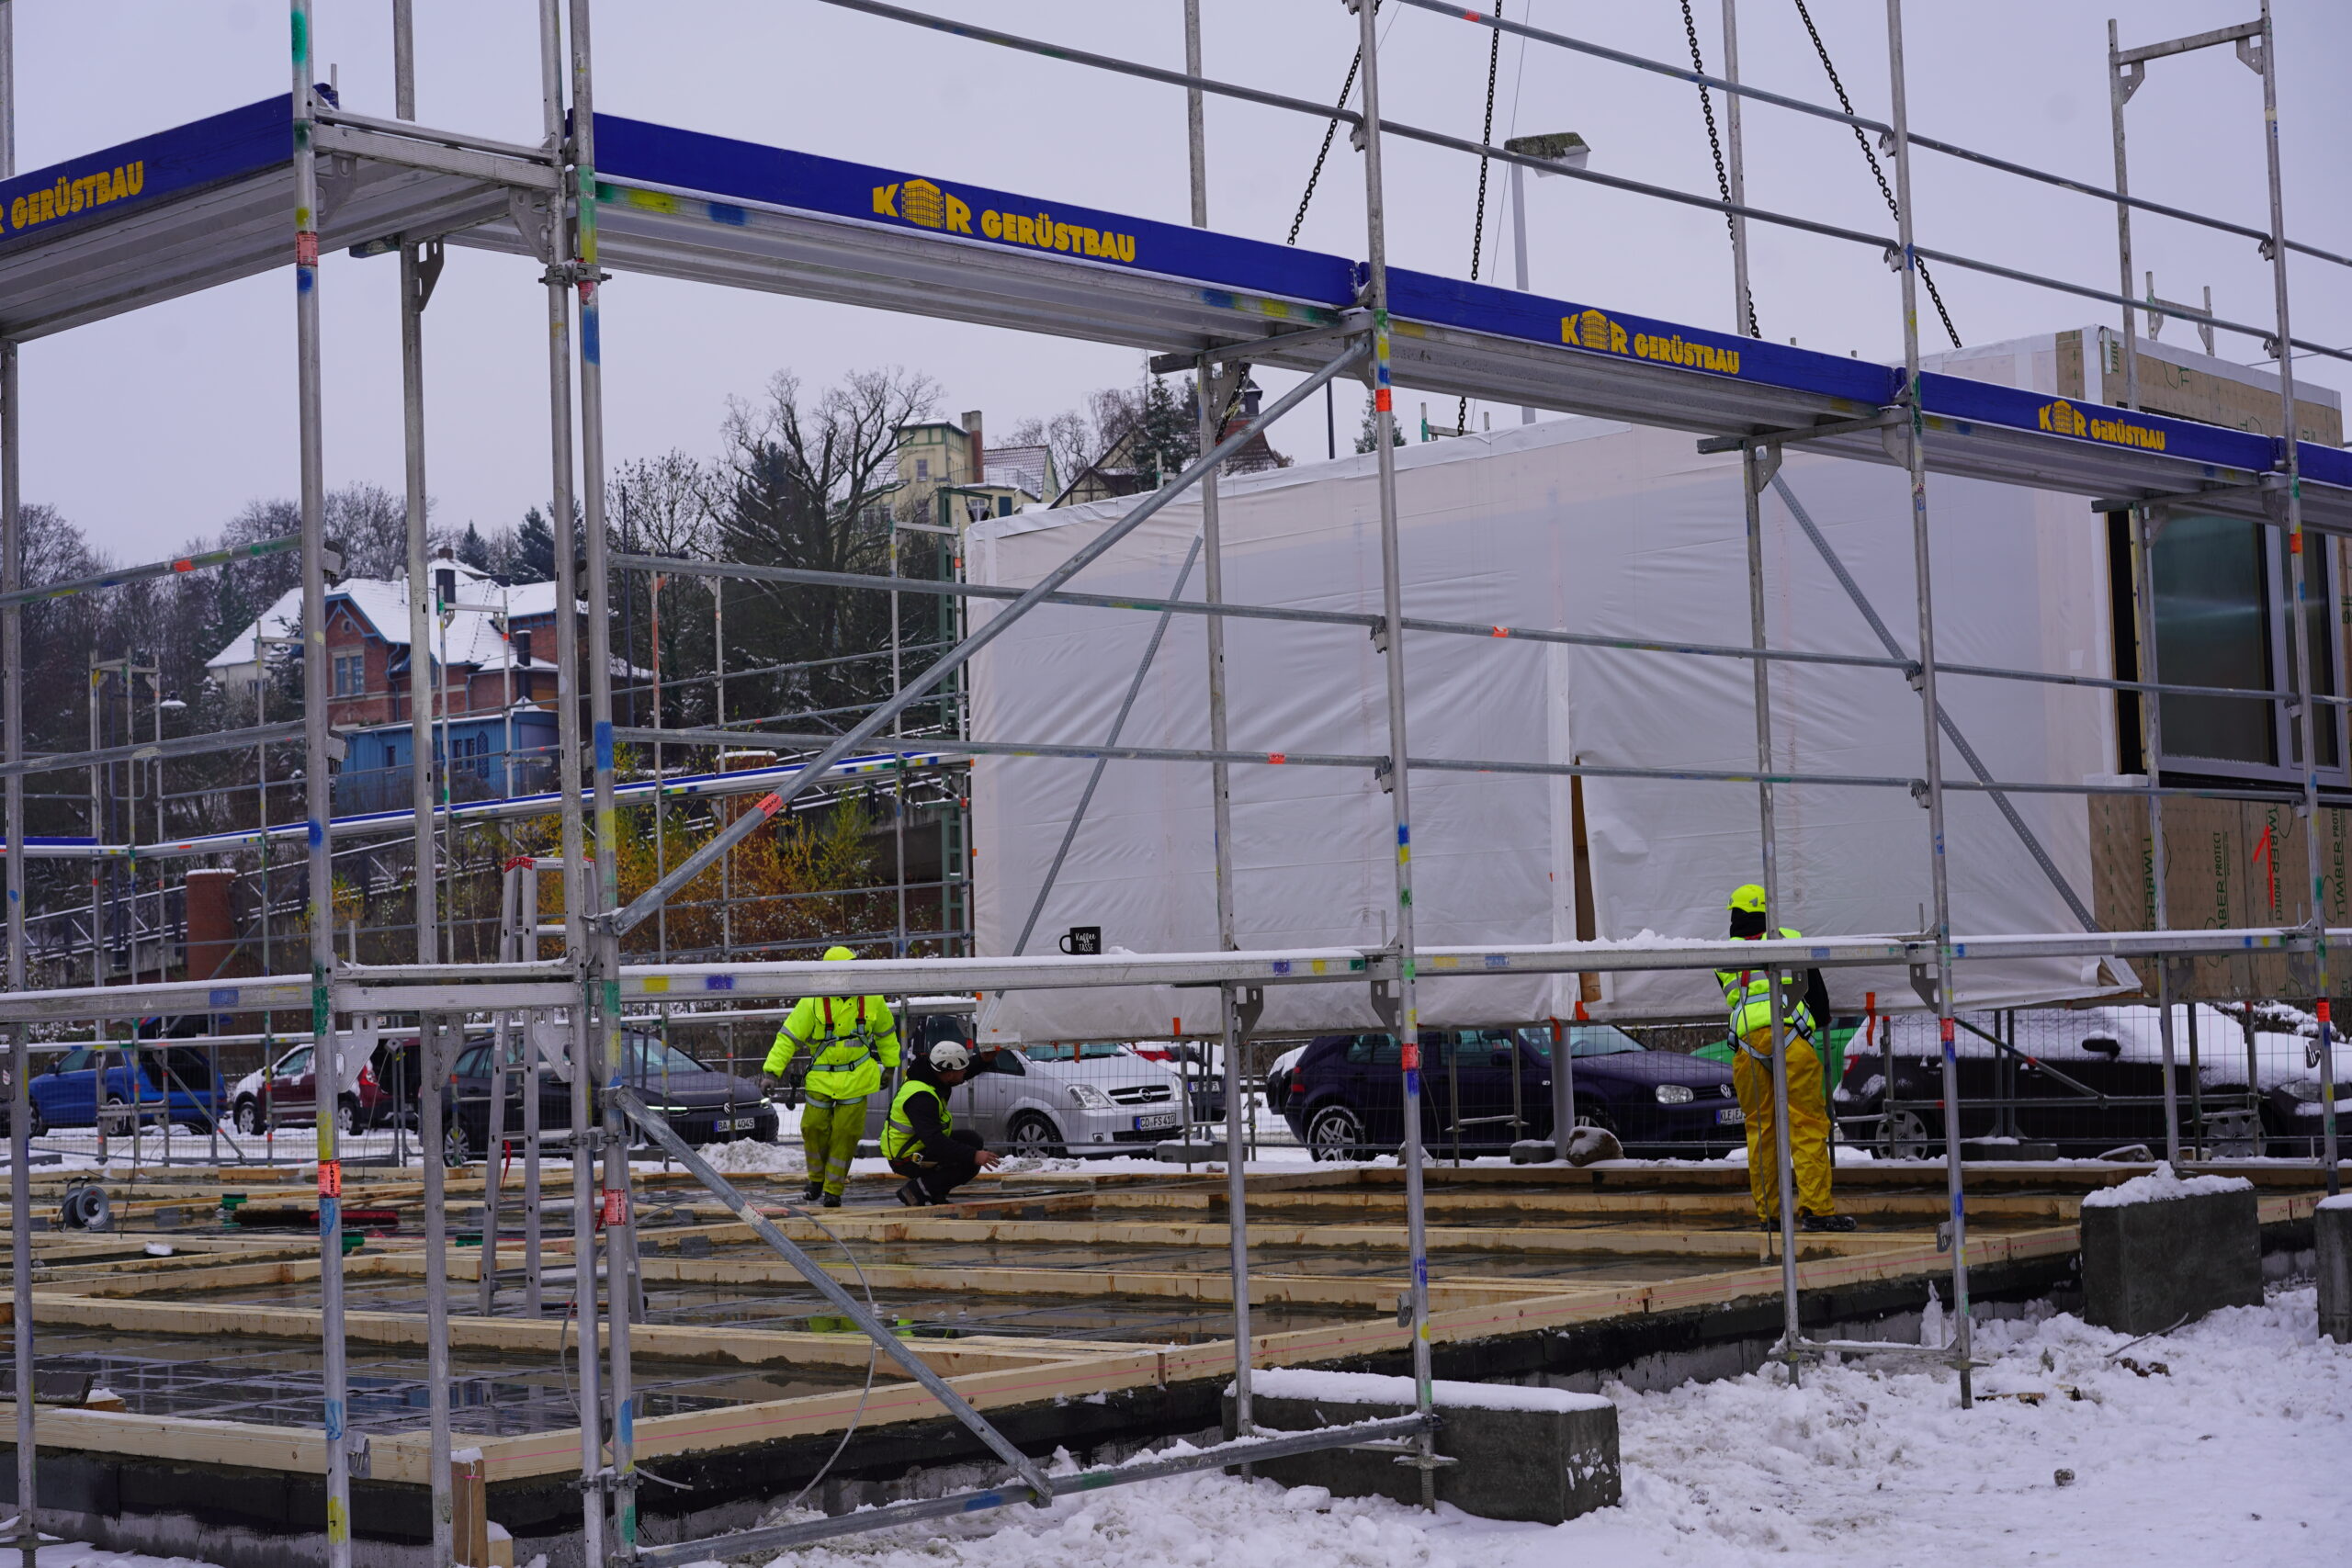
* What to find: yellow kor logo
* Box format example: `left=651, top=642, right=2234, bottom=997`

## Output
left=871, top=178, right=972, bottom=234
left=2038, top=398, right=2167, bottom=451
left=1561, top=308, right=1742, bottom=375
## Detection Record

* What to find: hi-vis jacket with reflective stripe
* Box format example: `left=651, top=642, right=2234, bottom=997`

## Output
left=763, top=994, right=900, bottom=1101
left=881, top=1075, right=949, bottom=1161
left=1715, top=929, right=1818, bottom=1043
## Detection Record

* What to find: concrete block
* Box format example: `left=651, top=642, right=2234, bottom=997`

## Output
left=2318, top=1195, right=2352, bottom=1345
left=1225, top=1370, right=1618, bottom=1526
left=2080, top=1175, right=2261, bottom=1336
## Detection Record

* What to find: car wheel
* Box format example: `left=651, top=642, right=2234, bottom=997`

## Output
left=24, top=1102, right=43, bottom=1139
left=336, top=1097, right=361, bottom=1137
left=1885, top=1108, right=1934, bottom=1160
left=442, top=1119, right=472, bottom=1168
left=234, top=1098, right=265, bottom=1137
left=1005, top=1111, right=1065, bottom=1158
left=103, top=1094, right=135, bottom=1134
left=1306, top=1102, right=1368, bottom=1162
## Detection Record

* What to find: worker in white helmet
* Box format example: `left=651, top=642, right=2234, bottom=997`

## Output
left=881, top=1036, right=1001, bottom=1208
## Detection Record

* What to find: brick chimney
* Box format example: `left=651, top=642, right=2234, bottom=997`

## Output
left=962, top=409, right=985, bottom=486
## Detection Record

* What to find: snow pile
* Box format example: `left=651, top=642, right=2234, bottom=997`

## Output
left=1244, top=1368, right=1611, bottom=1415
left=2080, top=1162, right=2256, bottom=1208
left=2319, top=1193, right=2352, bottom=1213
left=735, top=1289, right=2349, bottom=1568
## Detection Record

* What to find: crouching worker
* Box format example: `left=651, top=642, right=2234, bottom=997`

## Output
left=883, top=1038, right=1000, bottom=1208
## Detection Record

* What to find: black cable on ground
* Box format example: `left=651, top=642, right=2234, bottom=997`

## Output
left=1456, top=1, right=1505, bottom=435
left=1679, top=0, right=1759, bottom=338
left=1789, top=0, right=1962, bottom=349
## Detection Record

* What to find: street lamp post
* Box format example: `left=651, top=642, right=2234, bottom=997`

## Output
left=1503, top=131, right=1591, bottom=426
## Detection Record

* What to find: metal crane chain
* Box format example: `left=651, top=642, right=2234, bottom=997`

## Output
left=1679, top=0, right=1760, bottom=339
left=1287, top=1, right=1382, bottom=248
left=1790, top=0, right=1962, bottom=348
left=1456, top=2, right=1505, bottom=437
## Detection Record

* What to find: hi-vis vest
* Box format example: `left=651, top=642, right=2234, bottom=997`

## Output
left=1715, top=929, right=1817, bottom=1043
left=881, top=1077, right=948, bottom=1162
left=764, top=995, right=896, bottom=1101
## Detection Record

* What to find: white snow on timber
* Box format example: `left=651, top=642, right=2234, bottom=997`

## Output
left=2318, top=1192, right=2352, bottom=1212
left=2079, top=1161, right=2255, bottom=1207
left=1241, top=1368, right=1611, bottom=1415
left=695, top=1138, right=805, bottom=1176
left=735, top=1289, right=2348, bottom=1568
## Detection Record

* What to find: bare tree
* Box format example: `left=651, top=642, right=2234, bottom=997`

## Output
left=709, top=367, right=940, bottom=729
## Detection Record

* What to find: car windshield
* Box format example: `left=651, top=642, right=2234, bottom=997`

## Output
left=624, top=1035, right=710, bottom=1077
left=1023, top=1042, right=1132, bottom=1064
left=1516, top=1025, right=1647, bottom=1059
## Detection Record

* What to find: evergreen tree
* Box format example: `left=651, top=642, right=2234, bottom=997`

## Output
left=1354, top=391, right=1404, bottom=454
left=455, top=522, right=493, bottom=573
left=513, top=507, right=558, bottom=581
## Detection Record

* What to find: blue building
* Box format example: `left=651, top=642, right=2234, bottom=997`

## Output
left=334, top=709, right=562, bottom=814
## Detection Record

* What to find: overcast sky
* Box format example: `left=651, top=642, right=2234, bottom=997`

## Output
left=12, top=0, right=2350, bottom=562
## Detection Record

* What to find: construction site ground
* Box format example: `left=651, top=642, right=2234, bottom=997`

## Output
left=0, top=1156, right=2332, bottom=1556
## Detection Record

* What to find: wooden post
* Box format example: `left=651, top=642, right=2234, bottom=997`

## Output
left=452, top=1451, right=489, bottom=1567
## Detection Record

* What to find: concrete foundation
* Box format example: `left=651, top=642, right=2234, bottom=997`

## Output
left=2081, top=1187, right=2262, bottom=1335
left=2317, top=1196, right=2352, bottom=1344
left=1224, top=1374, right=1619, bottom=1526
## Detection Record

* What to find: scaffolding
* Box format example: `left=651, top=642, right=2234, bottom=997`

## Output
left=0, top=1, right=2346, bottom=1562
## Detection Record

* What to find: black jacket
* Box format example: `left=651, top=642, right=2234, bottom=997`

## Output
left=899, top=1061, right=956, bottom=1153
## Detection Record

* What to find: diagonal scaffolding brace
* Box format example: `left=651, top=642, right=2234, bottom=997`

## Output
left=605, top=1086, right=1055, bottom=1506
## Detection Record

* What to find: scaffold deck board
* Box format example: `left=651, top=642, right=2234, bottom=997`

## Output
left=0, top=100, right=2343, bottom=540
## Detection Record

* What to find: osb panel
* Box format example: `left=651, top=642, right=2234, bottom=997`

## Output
left=2089, top=795, right=2352, bottom=999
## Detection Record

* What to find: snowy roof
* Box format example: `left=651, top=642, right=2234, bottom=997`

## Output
left=206, top=571, right=579, bottom=674
left=205, top=585, right=302, bottom=670
left=984, top=443, right=1052, bottom=501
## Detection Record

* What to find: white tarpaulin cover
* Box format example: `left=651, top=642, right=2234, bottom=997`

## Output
left=967, top=400, right=2133, bottom=1040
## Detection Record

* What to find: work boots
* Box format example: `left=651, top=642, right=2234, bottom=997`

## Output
left=801, top=1180, right=823, bottom=1204
left=820, top=1192, right=842, bottom=1209
left=1800, top=1213, right=1859, bottom=1233
left=894, top=1179, right=929, bottom=1208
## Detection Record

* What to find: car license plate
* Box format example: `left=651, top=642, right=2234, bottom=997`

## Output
left=1716, top=1107, right=1746, bottom=1125
left=1133, top=1111, right=1181, bottom=1132
left=719, top=1116, right=759, bottom=1132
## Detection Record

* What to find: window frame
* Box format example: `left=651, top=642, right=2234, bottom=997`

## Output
left=2122, top=508, right=2346, bottom=789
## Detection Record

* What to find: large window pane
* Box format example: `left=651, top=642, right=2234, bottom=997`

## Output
left=2289, top=536, right=2340, bottom=769
left=2154, top=513, right=2274, bottom=767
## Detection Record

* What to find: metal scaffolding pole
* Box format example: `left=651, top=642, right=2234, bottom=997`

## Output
left=0, top=0, right=35, bottom=1551
left=1353, top=0, right=1438, bottom=1508
left=568, top=3, right=640, bottom=1551
left=288, top=1, right=357, bottom=1551
left=0, top=29, right=32, bottom=1568
left=391, top=6, right=454, bottom=1556
left=2106, top=17, right=2181, bottom=1165
left=1884, top=0, right=1970, bottom=1406
left=1720, top=0, right=1753, bottom=338
left=535, top=0, right=605, bottom=1557
left=2255, top=1, right=2337, bottom=1190
left=1743, top=443, right=1802, bottom=1376
left=1183, top=0, right=1255, bottom=1436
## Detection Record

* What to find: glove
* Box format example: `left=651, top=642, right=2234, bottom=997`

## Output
left=760, top=1072, right=786, bottom=1101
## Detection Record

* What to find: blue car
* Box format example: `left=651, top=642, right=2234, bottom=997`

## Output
left=24, top=1043, right=223, bottom=1136
left=1265, top=1023, right=1743, bottom=1160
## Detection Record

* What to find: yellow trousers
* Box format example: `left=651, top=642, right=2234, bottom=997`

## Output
left=800, top=1097, right=866, bottom=1197
left=1734, top=1030, right=1834, bottom=1221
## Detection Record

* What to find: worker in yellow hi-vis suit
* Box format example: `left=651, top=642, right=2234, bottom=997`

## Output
left=1715, top=885, right=1856, bottom=1234
left=761, top=945, right=899, bottom=1209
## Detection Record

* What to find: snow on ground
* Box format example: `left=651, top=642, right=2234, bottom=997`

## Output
left=684, top=1287, right=2349, bottom=1568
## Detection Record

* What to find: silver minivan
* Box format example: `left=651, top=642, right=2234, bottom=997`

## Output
left=863, top=1030, right=1191, bottom=1158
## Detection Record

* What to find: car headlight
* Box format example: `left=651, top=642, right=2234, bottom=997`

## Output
left=1068, top=1083, right=1113, bottom=1109
left=1654, top=1084, right=1696, bottom=1105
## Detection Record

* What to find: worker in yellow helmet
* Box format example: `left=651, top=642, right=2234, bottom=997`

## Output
left=761, top=945, right=900, bottom=1208
left=1715, top=884, right=1856, bottom=1233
